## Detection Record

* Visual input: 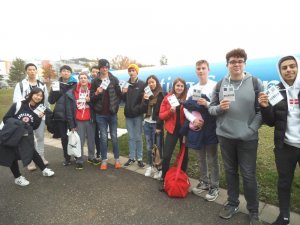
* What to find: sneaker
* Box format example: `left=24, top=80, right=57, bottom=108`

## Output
left=14, top=176, right=30, bottom=186
left=27, top=161, right=37, bottom=171
left=153, top=170, right=162, bottom=180
left=192, top=181, right=209, bottom=196
left=115, top=160, right=121, bottom=169
left=205, top=187, right=219, bottom=201
left=145, top=166, right=153, bottom=177
left=42, top=157, right=49, bottom=166
left=249, top=213, right=263, bottom=225
left=75, top=163, right=84, bottom=170
left=271, top=215, right=290, bottom=225
left=42, top=168, right=55, bottom=177
left=88, top=158, right=101, bottom=166
left=63, top=159, right=71, bottom=166
left=100, top=161, right=108, bottom=170
left=219, top=203, right=239, bottom=219
left=137, top=160, right=145, bottom=168
left=124, top=159, right=135, bottom=167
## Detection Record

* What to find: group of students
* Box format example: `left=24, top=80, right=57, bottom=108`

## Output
left=0, top=48, right=299, bottom=225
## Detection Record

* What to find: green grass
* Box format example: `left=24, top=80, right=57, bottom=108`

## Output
left=1, top=89, right=299, bottom=213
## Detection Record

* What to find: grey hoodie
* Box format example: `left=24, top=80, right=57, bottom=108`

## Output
left=278, top=56, right=300, bottom=148
left=209, top=73, right=263, bottom=141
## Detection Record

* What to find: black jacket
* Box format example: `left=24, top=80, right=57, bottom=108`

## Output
left=260, top=83, right=300, bottom=149
left=48, top=78, right=77, bottom=121
left=90, top=72, right=121, bottom=115
left=0, top=118, right=34, bottom=167
left=122, top=79, right=146, bottom=118
left=142, top=91, right=164, bottom=130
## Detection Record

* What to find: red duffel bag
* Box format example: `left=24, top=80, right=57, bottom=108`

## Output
left=164, top=143, right=190, bottom=198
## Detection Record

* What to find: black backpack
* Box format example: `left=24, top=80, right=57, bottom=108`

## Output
left=215, top=76, right=260, bottom=113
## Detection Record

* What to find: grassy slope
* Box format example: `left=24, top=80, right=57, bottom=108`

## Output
left=0, top=89, right=299, bottom=213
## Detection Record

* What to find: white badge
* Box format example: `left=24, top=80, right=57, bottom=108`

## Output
left=78, top=93, right=87, bottom=103
left=167, top=94, right=180, bottom=107
left=119, top=80, right=130, bottom=89
left=192, top=89, right=202, bottom=101
left=33, top=104, right=46, bottom=115
left=100, top=79, right=110, bottom=90
left=265, top=86, right=284, bottom=106
left=223, top=86, right=235, bottom=102
left=144, top=86, right=153, bottom=97
left=52, top=81, right=60, bottom=91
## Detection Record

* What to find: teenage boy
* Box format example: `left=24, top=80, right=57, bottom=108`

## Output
left=13, top=63, right=49, bottom=170
left=122, top=64, right=145, bottom=168
left=90, top=59, right=122, bottom=170
left=184, top=60, right=219, bottom=201
left=259, top=55, right=300, bottom=225
left=90, top=65, right=101, bottom=159
left=48, top=65, right=77, bottom=166
left=209, top=48, right=263, bottom=225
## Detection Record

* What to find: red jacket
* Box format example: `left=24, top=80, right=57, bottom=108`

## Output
left=159, top=93, right=186, bottom=134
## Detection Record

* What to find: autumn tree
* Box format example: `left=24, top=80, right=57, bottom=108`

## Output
left=111, top=55, right=138, bottom=70
left=160, top=55, right=168, bottom=65
left=9, top=58, right=26, bottom=84
left=41, top=61, right=57, bottom=88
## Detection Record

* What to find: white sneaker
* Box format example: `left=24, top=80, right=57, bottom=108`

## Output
left=27, top=161, right=36, bottom=171
left=145, top=166, right=153, bottom=177
left=42, top=168, right=55, bottom=177
left=42, top=157, right=49, bottom=166
left=153, top=170, right=162, bottom=180
left=15, top=176, right=30, bottom=186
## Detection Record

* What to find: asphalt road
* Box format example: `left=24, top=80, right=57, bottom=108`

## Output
left=0, top=145, right=263, bottom=225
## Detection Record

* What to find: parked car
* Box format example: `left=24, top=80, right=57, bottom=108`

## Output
left=0, top=80, right=10, bottom=89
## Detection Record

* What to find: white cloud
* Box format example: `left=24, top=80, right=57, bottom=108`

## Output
left=0, top=0, right=299, bottom=65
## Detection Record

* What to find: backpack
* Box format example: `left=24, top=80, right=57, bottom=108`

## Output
left=19, top=80, right=45, bottom=96
left=215, top=75, right=260, bottom=113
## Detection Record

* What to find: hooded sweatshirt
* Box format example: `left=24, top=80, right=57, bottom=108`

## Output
left=278, top=56, right=300, bottom=148
left=209, top=73, right=263, bottom=141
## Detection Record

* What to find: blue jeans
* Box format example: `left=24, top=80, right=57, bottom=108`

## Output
left=143, top=121, right=163, bottom=165
left=95, top=114, right=119, bottom=160
left=126, top=115, right=143, bottom=161
left=218, top=136, right=259, bottom=214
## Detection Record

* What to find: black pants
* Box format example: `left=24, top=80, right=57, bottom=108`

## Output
left=162, top=131, right=188, bottom=179
left=10, top=150, right=46, bottom=178
left=275, top=144, right=300, bottom=218
left=56, top=121, right=70, bottom=161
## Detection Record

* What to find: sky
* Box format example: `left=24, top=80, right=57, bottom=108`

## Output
left=0, top=0, right=299, bottom=66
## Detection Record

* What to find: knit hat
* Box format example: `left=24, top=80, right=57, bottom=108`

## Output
left=128, top=64, right=139, bottom=74
left=98, top=59, right=110, bottom=69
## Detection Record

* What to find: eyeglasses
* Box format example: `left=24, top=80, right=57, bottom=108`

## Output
left=228, top=60, right=245, bottom=65
left=100, top=66, right=109, bottom=70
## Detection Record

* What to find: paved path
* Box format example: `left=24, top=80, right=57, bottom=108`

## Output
left=0, top=137, right=299, bottom=225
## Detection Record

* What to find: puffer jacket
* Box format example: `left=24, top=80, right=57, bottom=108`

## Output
left=260, top=83, right=300, bottom=149
left=90, top=72, right=121, bottom=115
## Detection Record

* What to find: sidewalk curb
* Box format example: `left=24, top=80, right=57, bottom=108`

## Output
left=44, top=137, right=300, bottom=225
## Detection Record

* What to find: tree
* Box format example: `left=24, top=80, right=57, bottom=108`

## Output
left=9, top=58, right=26, bottom=84
left=160, top=55, right=168, bottom=65
left=111, top=55, right=137, bottom=70
left=41, top=61, right=57, bottom=88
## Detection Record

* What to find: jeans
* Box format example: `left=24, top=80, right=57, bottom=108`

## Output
left=193, top=144, right=219, bottom=188
left=218, top=136, right=259, bottom=213
left=275, top=144, right=300, bottom=218
left=126, top=115, right=143, bottom=161
left=96, top=114, right=119, bottom=160
left=143, top=121, right=163, bottom=165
